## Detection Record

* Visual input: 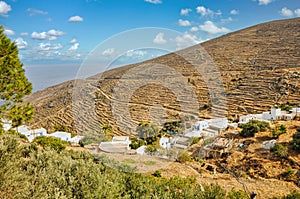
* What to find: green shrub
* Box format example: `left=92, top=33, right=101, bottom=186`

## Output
left=130, top=138, right=146, bottom=149
left=270, top=143, right=288, bottom=158
left=152, top=170, right=161, bottom=177
left=33, top=136, right=67, bottom=152
left=227, top=189, right=248, bottom=199
left=191, top=137, right=200, bottom=145
left=290, top=129, right=300, bottom=152
left=177, top=151, right=192, bottom=163
left=272, top=125, right=287, bottom=139
left=239, top=120, right=270, bottom=137
left=282, top=168, right=296, bottom=179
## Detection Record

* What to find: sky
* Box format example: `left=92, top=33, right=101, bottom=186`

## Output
left=1, top=0, right=300, bottom=68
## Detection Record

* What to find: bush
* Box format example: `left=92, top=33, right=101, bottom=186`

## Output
left=177, top=151, right=192, bottom=163
left=145, top=142, right=160, bottom=155
left=239, top=120, right=270, bottom=137
left=270, top=143, right=288, bottom=158
left=227, top=189, right=248, bottom=199
left=152, top=170, right=161, bottom=177
left=282, top=168, right=296, bottom=179
left=129, top=138, right=146, bottom=150
left=191, top=137, right=200, bottom=145
left=290, top=129, right=300, bottom=152
left=272, top=125, right=287, bottom=139
left=33, top=136, right=67, bottom=153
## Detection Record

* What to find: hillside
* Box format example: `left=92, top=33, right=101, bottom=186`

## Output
left=25, top=17, right=300, bottom=136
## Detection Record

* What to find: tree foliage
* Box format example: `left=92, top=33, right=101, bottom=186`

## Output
left=270, top=143, right=288, bottom=158
left=272, top=125, right=287, bottom=139
left=136, top=122, right=159, bottom=142
left=0, top=26, right=33, bottom=128
left=239, top=120, right=270, bottom=137
left=0, top=134, right=296, bottom=198
left=33, top=136, right=68, bottom=153
left=290, top=127, right=300, bottom=152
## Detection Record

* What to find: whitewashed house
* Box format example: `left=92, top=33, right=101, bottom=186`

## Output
left=70, top=136, right=85, bottom=144
left=99, top=136, right=131, bottom=153
left=136, top=145, right=147, bottom=155
left=159, top=136, right=171, bottom=149
left=292, top=108, right=300, bottom=115
left=16, top=125, right=47, bottom=142
left=262, top=139, right=276, bottom=150
left=194, top=120, right=209, bottom=131
left=239, top=114, right=265, bottom=124
left=208, top=118, right=229, bottom=131
left=47, top=131, right=71, bottom=142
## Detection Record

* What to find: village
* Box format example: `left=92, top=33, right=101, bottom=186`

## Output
left=2, top=106, right=300, bottom=161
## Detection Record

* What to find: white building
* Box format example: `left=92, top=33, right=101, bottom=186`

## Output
left=194, top=120, right=209, bottom=131
left=185, top=118, right=228, bottom=138
left=262, top=107, right=296, bottom=121
left=99, top=136, right=131, bottom=153
left=239, top=114, right=264, bottom=124
left=16, top=125, right=47, bottom=142
left=208, top=118, right=229, bottom=130
left=136, top=145, right=147, bottom=155
left=47, top=131, right=71, bottom=142
left=262, top=139, right=276, bottom=150
left=159, top=136, right=171, bottom=149
left=70, top=136, right=85, bottom=144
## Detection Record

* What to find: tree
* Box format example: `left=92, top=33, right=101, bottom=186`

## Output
left=272, top=125, right=287, bottom=139
left=101, top=124, right=113, bottom=141
left=136, top=122, right=159, bottom=142
left=239, top=120, right=270, bottom=137
left=0, top=26, right=33, bottom=129
left=33, top=136, right=68, bottom=153
left=290, top=128, right=300, bottom=152
left=270, top=143, right=288, bottom=158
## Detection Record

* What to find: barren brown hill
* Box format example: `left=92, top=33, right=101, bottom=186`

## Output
left=25, top=17, right=300, bottom=136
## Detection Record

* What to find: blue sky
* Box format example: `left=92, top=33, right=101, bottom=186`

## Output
left=1, top=0, right=299, bottom=67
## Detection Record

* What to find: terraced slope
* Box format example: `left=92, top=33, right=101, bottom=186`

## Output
left=25, top=17, right=300, bottom=136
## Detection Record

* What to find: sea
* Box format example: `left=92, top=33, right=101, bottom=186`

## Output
left=24, top=64, right=81, bottom=93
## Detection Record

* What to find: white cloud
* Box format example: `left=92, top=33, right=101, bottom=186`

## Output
left=258, top=0, right=273, bottom=5
left=38, top=43, right=63, bottom=51
left=4, top=28, right=14, bottom=36
left=153, top=32, right=167, bottom=44
left=15, top=38, right=28, bottom=49
left=68, top=15, right=84, bottom=22
left=47, top=29, right=65, bottom=36
left=125, top=50, right=147, bottom=59
left=69, top=38, right=77, bottom=44
left=190, top=26, right=199, bottom=32
left=69, top=43, right=79, bottom=51
left=175, top=32, right=200, bottom=49
left=294, top=9, right=300, bottom=17
left=0, top=1, right=11, bottom=17
left=31, top=29, right=65, bottom=40
left=199, top=21, right=230, bottom=34
left=221, top=17, right=233, bottom=23
left=144, top=0, right=162, bottom=4
left=102, top=48, right=115, bottom=56
left=27, top=8, right=48, bottom=16
left=230, top=9, right=238, bottom=15
left=196, top=6, right=214, bottom=17
left=20, top=32, right=28, bottom=36
left=280, top=7, right=294, bottom=17
left=31, top=32, right=48, bottom=40
left=180, top=8, right=191, bottom=16
left=178, top=19, right=191, bottom=26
